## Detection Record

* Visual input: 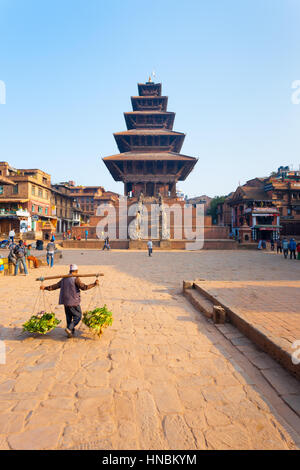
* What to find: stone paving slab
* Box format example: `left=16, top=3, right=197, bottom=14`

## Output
left=0, top=250, right=300, bottom=449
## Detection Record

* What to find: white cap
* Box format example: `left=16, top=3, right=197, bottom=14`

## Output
left=69, top=264, right=78, bottom=272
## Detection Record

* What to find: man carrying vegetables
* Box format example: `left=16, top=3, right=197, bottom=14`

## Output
left=40, top=264, right=99, bottom=337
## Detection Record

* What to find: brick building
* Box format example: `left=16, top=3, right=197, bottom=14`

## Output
left=227, top=179, right=280, bottom=242
left=220, top=167, right=300, bottom=242
left=0, top=162, right=52, bottom=235
left=0, top=163, right=93, bottom=237
left=68, top=185, right=105, bottom=216
left=265, top=166, right=300, bottom=236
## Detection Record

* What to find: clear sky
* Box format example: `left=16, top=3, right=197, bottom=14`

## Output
left=0, top=0, right=300, bottom=198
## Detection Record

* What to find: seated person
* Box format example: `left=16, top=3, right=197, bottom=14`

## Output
left=26, top=244, right=39, bottom=268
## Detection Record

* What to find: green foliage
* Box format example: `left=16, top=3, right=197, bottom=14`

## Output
left=207, top=195, right=227, bottom=224
left=83, top=304, right=113, bottom=337
left=23, top=311, right=61, bottom=334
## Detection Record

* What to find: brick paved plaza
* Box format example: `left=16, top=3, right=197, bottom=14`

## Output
left=0, top=249, right=300, bottom=450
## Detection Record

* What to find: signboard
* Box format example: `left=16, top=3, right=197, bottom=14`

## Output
left=32, top=215, right=39, bottom=221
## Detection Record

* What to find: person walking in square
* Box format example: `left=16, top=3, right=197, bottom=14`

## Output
left=282, top=238, right=289, bottom=259
left=297, top=242, right=300, bottom=260
left=85, top=229, right=88, bottom=241
left=288, top=238, right=297, bottom=260
left=147, top=239, right=153, bottom=257
left=46, top=240, right=56, bottom=268
left=9, top=229, right=15, bottom=244
left=276, top=238, right=282, bottom=254
left=102, top=236, right=110, bottom=250
left=13, top=240, right=28, bottom=276
left=41, top=264, right=99, bottom=337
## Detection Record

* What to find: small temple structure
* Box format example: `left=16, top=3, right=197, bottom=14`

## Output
left=103, top=79, right=198, bottom=200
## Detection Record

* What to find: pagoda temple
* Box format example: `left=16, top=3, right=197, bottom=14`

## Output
left=67, top=80, right=234, bottom=247
left=103, top=80, right=198, bottom=200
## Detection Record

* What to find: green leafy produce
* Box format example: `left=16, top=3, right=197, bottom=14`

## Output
left=23, top=311, right=61, bottom=335
left=83, top=304, right=113, bottom=336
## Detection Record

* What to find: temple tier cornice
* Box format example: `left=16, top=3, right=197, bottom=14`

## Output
left=131, top=96, right=168, bottom=111
left=124, top=111, right=175, bottom=130
left=113, top=130, right=185, bottom=154
left=138, top=82, right=162, bottom=96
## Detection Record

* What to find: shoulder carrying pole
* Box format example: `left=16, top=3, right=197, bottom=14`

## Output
left=36, top=273, right=104, bottom=281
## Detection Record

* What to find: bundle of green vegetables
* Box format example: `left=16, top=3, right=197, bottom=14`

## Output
left=23, top=311, right=61, bottom=335
left=82, top=305, right=113, bottom=336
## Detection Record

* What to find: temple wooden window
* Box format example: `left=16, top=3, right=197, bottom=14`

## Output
left=157, top=161, right=163, bottom=172
left=146, top=161, right=153, bottom=172
left=167, top=161, right=174, bottom=172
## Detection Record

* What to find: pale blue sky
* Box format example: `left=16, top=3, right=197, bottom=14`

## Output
left=0, top=0, right=300, bottom=197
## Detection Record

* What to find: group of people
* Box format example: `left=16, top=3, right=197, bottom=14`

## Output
left=276, top=237, right=300, bottom=259
left=7, top=235, right=57, bottom=275
left=258, top=237, right=300, bottom=259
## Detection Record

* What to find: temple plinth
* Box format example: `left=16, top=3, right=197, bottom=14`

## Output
left=103, top=81, right=198, bottom=200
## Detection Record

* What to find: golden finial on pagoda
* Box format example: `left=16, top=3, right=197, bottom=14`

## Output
left=148, top=75, right=152, bottom=82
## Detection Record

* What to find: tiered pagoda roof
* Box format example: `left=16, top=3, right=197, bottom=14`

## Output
left=103, top=80, right=198, bottom=197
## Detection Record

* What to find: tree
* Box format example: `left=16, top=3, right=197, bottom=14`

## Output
left=207, top=195, right=227, bottom=225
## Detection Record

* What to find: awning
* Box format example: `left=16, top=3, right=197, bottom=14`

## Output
left=39, top=215, right=58, bottom=220
left=253, top=225, right=281, bottom=230
left=0, top=199, right=29, bottom=203
left=0, top=214, right=18, bottom=219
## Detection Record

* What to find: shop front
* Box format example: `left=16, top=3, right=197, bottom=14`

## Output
left=252, top=225, right=281, bottom=241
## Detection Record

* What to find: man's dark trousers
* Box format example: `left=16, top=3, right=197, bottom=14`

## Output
left=290, top=250, right=296, bottom=259
left=64, top=305, right=82, bottom=331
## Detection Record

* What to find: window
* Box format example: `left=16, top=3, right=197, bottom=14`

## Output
left=45, top=207, right=48, bottom=215
left=38, top=188, right=43, bottom=198
left=13, top=184, right=18, bottom=194
left=31, top=185, right=36, bottom=196
left=0, top=186, right=3, bottom=195
left=38, top=206, right=43, bottom=214
left=45, top=190, right=48, bottom=199
left=32, top=204, right=35, bottom=212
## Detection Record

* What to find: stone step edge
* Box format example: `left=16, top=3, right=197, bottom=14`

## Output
left=183, top=288, right=214, bottom=319
left=183, top=280, right=300, bottom=382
